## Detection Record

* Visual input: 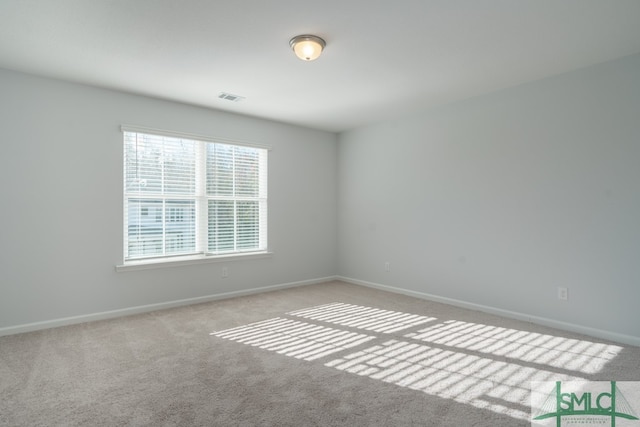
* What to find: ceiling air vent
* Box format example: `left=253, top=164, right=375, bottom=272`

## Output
left=218, top=92, right=245, bottom=102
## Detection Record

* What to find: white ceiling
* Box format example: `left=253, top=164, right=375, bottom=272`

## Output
left=1, top=1, right=640, bottom=133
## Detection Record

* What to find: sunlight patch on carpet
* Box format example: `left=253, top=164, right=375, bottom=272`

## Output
left=325, top=338, right=577, bottom=421
left=288, top=302, right=436, bottom=333
left=211, top=303, right=623, bottom=422
left=211, top=317, right=375, bottom=361
left=404, top=320, right=622, bottom=374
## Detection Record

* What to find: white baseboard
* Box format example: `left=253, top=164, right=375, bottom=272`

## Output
left=5, top=275, right=638, bottom=347
left=0, top=276, right=338, bottom=337
left=337, top=276, right=640, bottom=347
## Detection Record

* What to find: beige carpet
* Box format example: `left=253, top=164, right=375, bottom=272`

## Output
left=1, top=281, right=638, bottom=426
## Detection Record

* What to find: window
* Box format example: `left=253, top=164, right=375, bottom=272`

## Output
left=123, top=127, right=268, bottom=264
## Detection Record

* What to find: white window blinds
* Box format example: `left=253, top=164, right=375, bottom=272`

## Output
left=123, top=129, right=267, bottom=262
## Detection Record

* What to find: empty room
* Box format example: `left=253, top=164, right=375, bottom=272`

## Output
left=1, top=1, right=639, bottom=426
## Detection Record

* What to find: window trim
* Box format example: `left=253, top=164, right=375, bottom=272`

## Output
left=115, top=250, right=274, bottom=272
left=119, top=125, right=271, bottom=270
left=120, top=125, right=272, bottom=151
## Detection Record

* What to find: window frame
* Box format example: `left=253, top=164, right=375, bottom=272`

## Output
left=117, top=125, right=271, bottom=271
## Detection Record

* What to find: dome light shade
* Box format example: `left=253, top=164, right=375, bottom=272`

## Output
left=289, top=35, right=326, bottom=61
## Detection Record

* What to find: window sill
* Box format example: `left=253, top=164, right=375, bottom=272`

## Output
left=115, top=251, right=273, bottom=272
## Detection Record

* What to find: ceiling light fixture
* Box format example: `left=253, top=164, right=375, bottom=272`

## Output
left=289, top=35, right=326, bottom=61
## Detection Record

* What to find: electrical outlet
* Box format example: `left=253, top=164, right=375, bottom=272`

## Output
left=222, top=267, right=229, bottom=278
left=557, top=287, right=568, bottom=301
left=384, top=262, right=390, bottom=272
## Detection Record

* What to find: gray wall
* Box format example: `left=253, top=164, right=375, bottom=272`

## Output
left=2, top=53, right=639, bottom=342
left=0, top=69, right=338, bottom=329
left=338, top=53, right=640, bottom=340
